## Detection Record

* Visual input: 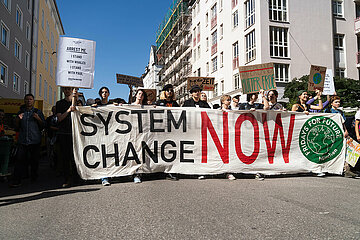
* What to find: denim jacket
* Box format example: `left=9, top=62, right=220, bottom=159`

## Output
left=18, top=108, right=45, bottom=145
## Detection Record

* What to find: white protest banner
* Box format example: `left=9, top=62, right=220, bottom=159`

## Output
left=323, top=69, right=335, bottom=95
left=72, top=106, right=346, bottom=180
left=56, top=37, right=96, bottom=89
left=346, top=137, right=360, bottom=167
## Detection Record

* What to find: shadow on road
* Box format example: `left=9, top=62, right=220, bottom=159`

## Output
left=0, top=188, right=100, bottom=207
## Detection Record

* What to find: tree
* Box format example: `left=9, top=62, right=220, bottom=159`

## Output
left=283, top=75, right=360, bottom=109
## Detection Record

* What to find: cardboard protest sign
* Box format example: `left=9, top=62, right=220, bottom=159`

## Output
left=56, top=37, right=96, bottom=89
left=323, top=69, right=335, bottom=95
left=308, top=65, right=327, bottom=92
left=239, top=63, right=276, bottom=94
left=116, top=74, right=144, bottom=87
left=72, top=107, right=345, bottom=179
left=346, top=137, right=360, bottom=167
left=143, top=89, right=157, bottom=103
left=187, top=77, right=215, bottom=91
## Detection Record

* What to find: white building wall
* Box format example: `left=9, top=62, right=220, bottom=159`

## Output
left=188, top=0, right=359, bottom=105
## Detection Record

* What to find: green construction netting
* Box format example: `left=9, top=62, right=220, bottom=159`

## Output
left=156, top=0, right=189, bottom=50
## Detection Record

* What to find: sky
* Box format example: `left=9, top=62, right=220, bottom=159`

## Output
left=57, top=0, right=172, bottom=101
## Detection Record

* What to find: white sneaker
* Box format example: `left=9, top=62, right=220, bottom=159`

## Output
left=198, top=175, right=205, bottom=180
left=317, top=172, right=326, bottom=177
left=255, top=173, right=264, bottom=181
left=227, top=174, right=236, bottom=180
left=101, top=178, right=110, bottom=186
left=134, top=176, right=142, bottom=183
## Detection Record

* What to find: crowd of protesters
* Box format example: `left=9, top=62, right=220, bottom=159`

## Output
left=1, top=84, right=360, bottom=189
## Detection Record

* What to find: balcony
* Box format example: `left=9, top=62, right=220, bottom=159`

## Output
left=211, top=16, right=217, bottom=29
left=211, top=43, right=217, bottom=56
left=357, top=52, right=360, bottom=67
left=355, top=17, right=360, bottom=35
left=232, top=57, right=239, bottom=70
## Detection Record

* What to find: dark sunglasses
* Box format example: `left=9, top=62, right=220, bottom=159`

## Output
left=166, top=89, right=174, bottom=92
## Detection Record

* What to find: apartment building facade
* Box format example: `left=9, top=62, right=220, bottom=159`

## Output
left=32, top=0, right=64, bottom=116
left=192, top=0, right=360, bottom=103
left=142, top=45, right=162, bottom=94
left=1, top=0, right=33, bottom=98
left=154, top=0, right=359, bottom=105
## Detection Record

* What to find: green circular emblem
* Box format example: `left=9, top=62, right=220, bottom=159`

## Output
left=299, top=116, right=343, bottom=164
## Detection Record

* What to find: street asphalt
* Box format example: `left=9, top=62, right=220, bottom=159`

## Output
left=0, top=160, right=359, bottom=240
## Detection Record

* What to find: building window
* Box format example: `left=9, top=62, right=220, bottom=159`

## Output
left=26, top=22, right=31, bottom=41
left=234, top=73, right=240, bottom=89
left=193, top=50, right=197, bottom=62
left=197, top=23, right=200, bottom=43
left=211, top=4, right=217, bottom=29
left=49, top=86, right=52, bottom=105
left=206, top=37, right=209, bottom=51
left=269, top=0, right=288, bottom=22
left=206, top=12, right=209, bottom=26
left=197, top=68, right=201, bottom=77
left=27, top=0, right=31, bottom=11
left=16, top=6, right=23, bottom=28
left=25, top=51, right=30, bottom=70
left=233, top=41, right=239, bottom=69
left=274, top=63, right=289, bottom=82
left=214, top=83, right=218, bottom=97
left=44, top=80, right=47, bottom=101
left=334, top=34, right=344, bottom=50
left=50, top=58, right=53, bottom=76
left=206, top=62, right=209, bottom=75
left=232, top=0, right=238, bottom=9
left=270, top=26, right=288, bottom=58
left=220, top=0, right=223, bottom=11
left=212, top=56, right=218, bottom=72
left=245, top=30, right=256, bottom=63
left=335, top=68, right=345, bottom=78
left=232, top=10, right=238, bottom=28
left=41, top=9, right=44, bottom=29
left=24, top=81, right=29, bottom=94
left=1, top=21, right=10, bottom=48
left=40, top=41, right=43, bottom=63
left=2, top=0, right=10, bottom=10
left=220, top=24, right=223, bottom=39
left=53, top=91, right=56, bottom=105
left=220, top=52, right=224, bottom=67
left=45, top=51, right=49, bottom=71
left=197, top=45, right=201, bottom=60
left=13, top=73, right=20, bottom=93
left=46, top=21, right=50, bottom=40
left=39, top=74, right=42, bottom=97
left=333, top=0, right=343, bottom=18
left=245, top=0, right=255, bottom=28
left=14, top=39, right=22, bottom=61
left=0, top=61, right=8, bottom=85
left=51, top=32, right=54, bottom=49
left=221, top=80, right=224, bottom=94
left=211, top=30, right=217, bottom=55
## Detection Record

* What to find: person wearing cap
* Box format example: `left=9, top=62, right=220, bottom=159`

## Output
left=182, top=85, right=211, bottom=108
left=291, top=90, right=323, bottom=114
left=156, top=84, right=179, bottom=107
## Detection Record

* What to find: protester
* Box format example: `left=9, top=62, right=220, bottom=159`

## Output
left=231, top=95, right=241, bottom=110
left=10, top=94, right=45, bottom=187
left=212, top=104, right=220, bottom=109
left=56, top=87, right=78, bottom=188
left=155, top=84, right=179, bottom=181
left=155, top=84, right=179, bottom=107
left=46, top=106, right=58, bottom=170
left=239, top=89, right=268, bottom=110
left=182, top=85, right=210, bottom=108
left=131, top=89, right=148, bottom=183
left=0, top=109, right=5, bottom=136
left=291, top=90, right=323, bottom=114
left=355, top=109, right=360, bottom=143
left=93, top=87, right=113, bottom=186
left=264, top=90, right=284, bottom=110
left=220, top=94, right=236, bottom=180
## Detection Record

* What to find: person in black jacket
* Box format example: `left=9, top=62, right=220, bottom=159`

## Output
left=155, top=84, right=179, bottom=107
left=182, top=85, right=210, bottom=108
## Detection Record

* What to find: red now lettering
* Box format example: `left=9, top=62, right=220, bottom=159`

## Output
left=201, top=112, right=229, bottom=164
left=235, top=113, right=260, bottom=165
left=262, top=113, right=295, bottom=164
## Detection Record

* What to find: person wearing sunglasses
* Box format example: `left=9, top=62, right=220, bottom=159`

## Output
left=155, top=84, right=179, bottom=107
left=182, top=85, right=210, bottom=108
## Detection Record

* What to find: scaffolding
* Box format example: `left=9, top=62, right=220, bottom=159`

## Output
left=156, top=0, right=194, bottom=103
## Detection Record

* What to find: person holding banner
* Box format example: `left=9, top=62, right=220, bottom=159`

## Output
left=155, top=84, right=179, bottom=107
left=56, top=87, right=78, bottom=188
left=182, top=85, right=210, bottom=108
left=239, top=90, right=268, bottom=110
left=132, top=89, right=148, bottom=106
left=291, top=90, right=323, bottom=114
left=231, top=95, right=241, bottom=110
left=264, top=90, right=284, bottom=111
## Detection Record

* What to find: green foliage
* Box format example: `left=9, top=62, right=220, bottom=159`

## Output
left=283, top=75, right=360, bottom=110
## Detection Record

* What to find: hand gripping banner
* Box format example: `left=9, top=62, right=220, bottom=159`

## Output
left=71, top=106, right=346, bottom=180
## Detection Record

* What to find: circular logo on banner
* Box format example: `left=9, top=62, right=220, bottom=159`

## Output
left=313, top=73, right=322, bottom=84
left=299, top=116, right=343, bottom=164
